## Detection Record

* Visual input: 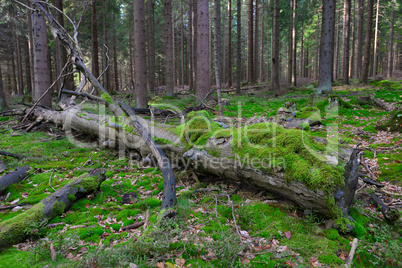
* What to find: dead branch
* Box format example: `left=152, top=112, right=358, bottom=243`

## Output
left=0, top=166, right=30, bottom=194
left=0, top=151, right=26, bottom=159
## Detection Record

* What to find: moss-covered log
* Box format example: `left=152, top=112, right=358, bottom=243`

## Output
left=0, top=165, right=30, bottom=194
left=0, top=170, right=106, bottom=250
left=27, top=108, right=359, bottom=220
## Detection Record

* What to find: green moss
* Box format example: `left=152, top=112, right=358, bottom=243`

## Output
left=352, top=223, right=367, bottom=238
left=377, top=108, right=402, bottom=132
left=296, top=106, right=321, bottom=121
left=231, top=123, right=344, bottom=193
left=0, top=203, right=45, bottom=248
left=68, top=194, right=76, bottom=202
left=110, top=223, right=121, bottom=232
left=145, top=197, right=162, bottom=208
left=154, top=137, right=173, bottom=145
left=101, top=92, right=113, bottom=104
left=326, top=228, right=341, bottom=241
left=318, top=253, right=343, bottom=266
left=52, top=201, right=66, bottom=215
left=299, top=122, right=310, bottom=130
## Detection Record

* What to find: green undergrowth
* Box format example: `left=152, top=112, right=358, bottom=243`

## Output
left=1, top=83, right=401, bottom=267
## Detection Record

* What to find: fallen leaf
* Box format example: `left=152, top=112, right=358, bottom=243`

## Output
left=339, top=252, right=346, bottom=261
left=78, top=246, right=88, bottom=253
left=66, top=252, right=75, bottom=259
left=284, top=231, right=292, bottom=239
left=284, top=261, right=295, bottom=267
left=175, top=258, right=186, bottom=267
left=241, top=258, right=250, bottom=265
left=156, top=262, right=165, bottom=268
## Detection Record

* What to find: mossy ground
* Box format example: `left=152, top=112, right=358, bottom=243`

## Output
left=0, top=80, right=401, bottom=267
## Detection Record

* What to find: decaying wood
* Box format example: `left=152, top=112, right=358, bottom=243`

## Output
left=26, top=106, right=360, bottom=218
left=345, top=238, right=359, bottom=268
left=119, top=102, right=176, bottom=209
left=360, top=177, right=385, bottom=188
left=121, top=221, right=145, bottom=231
left=0, top=109, right=24, bottom=117
left=370, top=193, right=400, bottom=221
left=0, top=165, right=30, bottom=194
left=0, top=169, right=106, bottom=250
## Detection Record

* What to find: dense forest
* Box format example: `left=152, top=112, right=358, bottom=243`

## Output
left=0, top=0, right=401, bottom=267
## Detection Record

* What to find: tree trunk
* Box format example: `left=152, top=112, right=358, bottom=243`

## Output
left=102, top=5, right=110, bottom=92
left=254, top=0, right=259, bottom=82
left=163, top=0, right=174, bottom=96
left=272, top=0, right=282, bottom=94
left=54, top=0, right=73, bottom=92
left=15, top=30, right=24, bottom=95
left=247, top=0, right=254, bottom=83
left=227, top=0, right=233, bottom=88
left=288, top=0, right=293, bottom=85
left=214, top=0, right=223, bottom=118
left=11, top=47, right=17, bottom=95
left=134, top=0, right=148, bottom=108
left=27, top=3, right=35, bottom=94
left=387, top=0, right=395, bottom=78
left=360, top=0, right=374, bottom=84
left=0, top=170, right=106, bottom=250
left=32, top=9, right=52, bottom=108
left=0, top=64, right=9, bottom=111
left=196, top=0, right=210, bottom=103
left=188, top=0, right=194, bottom=91
left=26, top=106, right=360, bottom=223
left=291, top=0, right=297, bottom=87
left=372, top=0, right=379, bottom=78
left=0, top=166, right=30, bottom=194
left=317, top=0, right=335, bottom=94
left=315, top=13, right=320, bottom=80
left=192, top=0, right=197, bottom=88
left=181, top=0, right=185, bottom=88
left=355, top=0, right=364, bottom=79
left=129, top=29, right=134, bottom=91
left=349, top=0, right=356, bottom=79
left=259, top=2, right=264, bottom=82
left=333, top=9, right=339, bottom=81
left=236, top=0, right=242, bottom=95
left=113, top=14, right=119, bottom=92
left=330, top=0, right=337, bottom=83
left=341, top=0, right=351, bottom=84
left=91, top=0, right=100, bottom=78
left=146, top=0, right=155, bottom=94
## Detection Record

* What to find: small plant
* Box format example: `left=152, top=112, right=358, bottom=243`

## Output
left=23, top=219, right=49, bottom=240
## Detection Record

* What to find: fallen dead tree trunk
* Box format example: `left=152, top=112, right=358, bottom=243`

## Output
left=370, top=193, right=400, bottom=222
left=27, top=107, right=359, bottom=219
left=0, top=169, right=106, bottom=250
left=0, top=165, right=30, bottom=194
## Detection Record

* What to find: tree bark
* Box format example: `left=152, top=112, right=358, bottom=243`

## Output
left=54, top=0, right=73, bottom=92
left=355, top=0, right=364, bottom=79
left=146, top=0, right=155, bottom=94
left=188, top=0, right=194, bottom=91
left=317, top=0, right=335, bottom=94
left=15, top=29, right=24, bottom=95
left=196, top=0, right=210, bottom=103
left=227, top=0, right=233, bottom=88
left=360, top=0, right=374, bottom=84
left=214, top=0, right=223, bottom=118
left=272, top=0, right=282, bottom=95
left=0, top=170, right=106, bottom=250
left=341, top=0, right=351, bottom=84
left=113, top=14, right=119, bottom=92
left=27, top=3, right=35, bottom=94
left=291, top=0, right=297, bottom=87
left=387, top=0, right=395, bottom=78
left=164, top=0, right=174, bottom=97
left=91, top=0, right=100, bottom=78
left=247, top=0, right=254, bottom=83
left=0, top=64, right=9, bottom=111
left=0, top=166, right=30, bottom=194
left=32, top=9, right=52, bottom=108
left=254, top=0, right=259, bottom=82
left=372, top=0, right=379, bottom=78
left=259, top=1, right=264, bottom=82
left=349, top=0, right=356, bottom=79
left=102, top=7, right=111, bottom=91
left=288, top=0, right=293, bottom=85
left=134, top=0, right=148, bottom=108
left=236, top=0, right=242, bottom=95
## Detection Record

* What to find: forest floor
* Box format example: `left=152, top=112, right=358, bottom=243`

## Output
left=0, top=79, right=401, bottom=267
